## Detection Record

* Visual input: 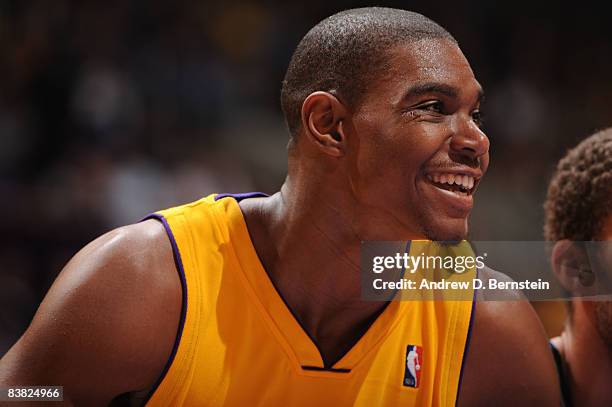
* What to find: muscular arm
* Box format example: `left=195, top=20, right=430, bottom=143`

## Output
left=457, top=269, right=561, bottom=407
left=0, top=220, right=181, bottom=406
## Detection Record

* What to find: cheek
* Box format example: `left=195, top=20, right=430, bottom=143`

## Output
left=349, top=140, right=395, bottom=197
left=350, top=136, right=428, bottom=208
left=349, top=116, right=447, bottom=198
left=355, top=131, right=407, bottom=179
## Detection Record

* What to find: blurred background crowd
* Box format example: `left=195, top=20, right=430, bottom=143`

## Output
left=2, top=0, right=612, bottom=352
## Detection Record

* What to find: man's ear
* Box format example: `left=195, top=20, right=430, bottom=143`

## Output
left=301, top=91, right=348, bottom=157
left=551, top=240, right=597, bottom=297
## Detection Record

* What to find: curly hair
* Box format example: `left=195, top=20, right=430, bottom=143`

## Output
left=544, top=128, right=612, bottom=241
left=280, top=7, right=455, bottom=138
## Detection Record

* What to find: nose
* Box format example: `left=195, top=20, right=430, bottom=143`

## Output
left=449, top=115, right=489, bottom=160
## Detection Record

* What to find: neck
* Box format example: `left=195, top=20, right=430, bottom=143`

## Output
left=239, top=173, right=405, bottom=365
left=559, top=301, right=612, bottom=407
left=250, top=177, right=369, bottom=314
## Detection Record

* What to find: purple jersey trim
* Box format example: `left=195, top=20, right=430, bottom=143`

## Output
left=141, top=213, right=188, bottom=404
left=214, top=192, right=269, bottom=201
left=455, top=266, right=478, bottom=407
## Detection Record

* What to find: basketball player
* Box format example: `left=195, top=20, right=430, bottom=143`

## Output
left=0, top=8, right=559, bottom=406
left=545, top=129, right=612, bottom=407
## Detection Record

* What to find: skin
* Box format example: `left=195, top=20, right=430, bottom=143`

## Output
left=551, top=213, right=612, bottom=407
left=0, top=220, right=180, bottom=406
left=0, top=38, right=559, bottom=406
left=456, top=267, right=561, bottom=406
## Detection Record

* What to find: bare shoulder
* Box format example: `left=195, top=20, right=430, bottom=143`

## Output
left=0, top=219, right=181, bottom=406
left=475, top=266, right=525, bottom=300
left=456, top=266, right=560, bottom=406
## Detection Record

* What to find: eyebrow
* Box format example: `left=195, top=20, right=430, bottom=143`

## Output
left=402, top=82, right=485, bottom=103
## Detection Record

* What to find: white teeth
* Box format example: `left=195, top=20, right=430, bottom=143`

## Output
left=428, top=173, right=476, bottom=190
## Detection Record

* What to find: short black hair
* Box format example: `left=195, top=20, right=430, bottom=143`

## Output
left=544, top=129, right=612, bottom=320
left=280, top=7, right=456, bottom=137
left=544, top=128, right=612, bottom=241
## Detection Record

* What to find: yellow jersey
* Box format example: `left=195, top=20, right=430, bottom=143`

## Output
left=144, top=193, right=475, bottom=407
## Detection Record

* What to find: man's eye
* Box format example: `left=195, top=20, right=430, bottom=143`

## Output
left=418, top=101, right=443, bottom=113
left=472, top=110, right=484, bottom=127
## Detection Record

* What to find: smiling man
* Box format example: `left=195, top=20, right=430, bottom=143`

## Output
left=0, top=8, right=559, bottom=406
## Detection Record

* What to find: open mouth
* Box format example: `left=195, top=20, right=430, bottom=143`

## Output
left=426, top=173, right=477, bottom=196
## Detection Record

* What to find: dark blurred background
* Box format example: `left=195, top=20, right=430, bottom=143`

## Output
left=1, top=0, right=611, bottom=353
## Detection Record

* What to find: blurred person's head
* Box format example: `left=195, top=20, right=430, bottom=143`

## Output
left=280, top=7, right=489, bottom=241
left=545, top=128, right=612, bottom=348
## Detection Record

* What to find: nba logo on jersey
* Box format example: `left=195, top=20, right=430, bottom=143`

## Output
left=403, top=345, right=423, bottom=388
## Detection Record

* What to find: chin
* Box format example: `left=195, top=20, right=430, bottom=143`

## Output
left=423, top=218, right=468, bottom=242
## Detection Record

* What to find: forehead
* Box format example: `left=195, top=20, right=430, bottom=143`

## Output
left=362, top=38, right=481, bottom=105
